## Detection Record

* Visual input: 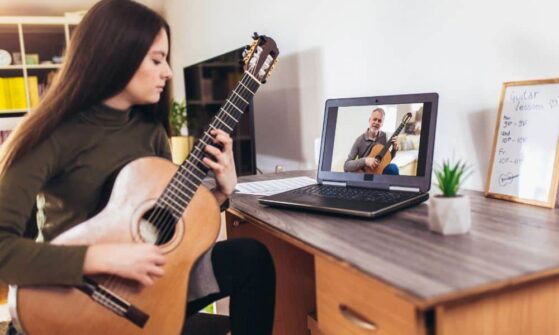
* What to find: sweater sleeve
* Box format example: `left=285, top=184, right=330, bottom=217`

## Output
left=344, top=137, right=366, bottom=172
left=0, top=135, right=87, bottom=286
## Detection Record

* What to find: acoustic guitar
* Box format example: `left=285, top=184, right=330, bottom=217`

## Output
left=363, top=112, right=412, bottom=174
left=8, top=33, right=279, bottom=335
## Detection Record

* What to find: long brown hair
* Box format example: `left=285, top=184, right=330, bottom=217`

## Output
left=0, top=0, right=172, bottom=176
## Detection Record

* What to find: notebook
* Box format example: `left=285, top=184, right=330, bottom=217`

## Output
left=259, top=93, right=438, bottom=218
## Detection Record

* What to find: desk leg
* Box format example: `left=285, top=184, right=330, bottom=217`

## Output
left=226, top=213, right=316, bottom=335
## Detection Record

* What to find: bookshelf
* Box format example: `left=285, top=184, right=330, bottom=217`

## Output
left=0, top=16, right=81, bottom=134
left=184, top=48, right=257, bottom=176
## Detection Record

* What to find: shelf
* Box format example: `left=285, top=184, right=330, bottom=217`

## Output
left=0, top=64, right=61, bottom=70
left=0, top=16, right=81, bottom=25
left=233, top=135, right=253, bottom=141
left=25, top=64, right=62, bottom=70
left=188, top=100, right=225, bottom=105
left=0, top=65, right=24, bottom=70
left=201, top=62, right=241, bottom=68
left=0, top=109, right=27, bottom=114
left=0, top=115, right=24, bottom=130
left=0, top=15, right=78, bottom=123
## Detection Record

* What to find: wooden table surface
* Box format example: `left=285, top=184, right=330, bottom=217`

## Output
left=228, top=170, right=559, bottom=308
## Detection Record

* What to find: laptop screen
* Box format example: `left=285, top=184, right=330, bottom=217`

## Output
left=317, top=93, right=438, bottom=192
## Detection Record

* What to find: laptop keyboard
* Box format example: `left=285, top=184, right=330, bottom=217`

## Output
left=293, top=184, right=418, bottom=204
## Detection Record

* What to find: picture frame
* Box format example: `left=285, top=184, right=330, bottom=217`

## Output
left=485, top=78, right=559, bottom=208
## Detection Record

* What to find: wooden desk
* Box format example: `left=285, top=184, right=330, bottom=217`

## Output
left=226, top=171, right=559, bottom=335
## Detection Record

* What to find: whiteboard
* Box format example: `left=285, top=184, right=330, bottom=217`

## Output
left=486, top=79, right=559, bottom=208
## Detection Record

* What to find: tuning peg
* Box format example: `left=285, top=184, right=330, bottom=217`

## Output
left=252, top=32, right=260, bottom=40
left=243, top=40, right=258, bottom=64
left=242, top=46, right=250, bottom=59
left=264, top=59, right=278, bottom=82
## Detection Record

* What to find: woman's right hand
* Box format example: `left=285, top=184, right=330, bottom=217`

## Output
left=83, top=243, right=166, bottom=286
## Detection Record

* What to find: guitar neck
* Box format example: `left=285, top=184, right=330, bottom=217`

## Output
left=158, top=72, right=261, bottom=217
left=377, top=121, right=406, bottom=158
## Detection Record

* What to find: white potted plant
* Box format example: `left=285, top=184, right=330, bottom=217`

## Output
left=169, top=99, right=193, bottom=164
left=429, top=159, right=472, bottom=235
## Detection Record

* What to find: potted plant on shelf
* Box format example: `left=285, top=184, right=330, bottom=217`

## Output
left=429, top=159, right=472, bottom=235
left=169, top=99, right=193, bottom=164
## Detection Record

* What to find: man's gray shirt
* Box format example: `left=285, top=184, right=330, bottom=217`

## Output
left=343, top=129, right=396, bottom=172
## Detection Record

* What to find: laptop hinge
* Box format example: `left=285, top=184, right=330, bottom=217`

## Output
left=389, top=186, right=421, bottom=192
left=321, top=180, right=347, bottom=187
left=347, top=181, right=389, bottom=190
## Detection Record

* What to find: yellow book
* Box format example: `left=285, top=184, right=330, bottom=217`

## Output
left=9, top=77, right=27, bottom=110
left=27, top=76, right=40, bottom=109
left=0, top=78, right=6, bottom=111
left=0, top=78, right=13, bottom=111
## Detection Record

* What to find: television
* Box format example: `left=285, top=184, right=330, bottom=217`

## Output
left=183, top=47, right=256, bottom=176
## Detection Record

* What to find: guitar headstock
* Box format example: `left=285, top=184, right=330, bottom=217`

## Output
left=242, top=33, right=279, bottom=84
left=403, top=112, right=413, bottom=123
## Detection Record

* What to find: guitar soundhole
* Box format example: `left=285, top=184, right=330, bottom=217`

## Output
left=139, top=207, right=177, bottom=245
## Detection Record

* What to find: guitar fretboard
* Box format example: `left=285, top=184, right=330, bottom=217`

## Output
left=377, top=118, right=407, bottom=159
left=157, top=72, right=261, bottom=219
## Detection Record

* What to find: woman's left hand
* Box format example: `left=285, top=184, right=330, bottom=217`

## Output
left=203, top=129, right=237, bottom=205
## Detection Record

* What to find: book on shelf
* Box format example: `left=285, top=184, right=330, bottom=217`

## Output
left=0, top=78, right=11, bottom=110
left=9, top=77, right=26, bottom=110
left=28, top=76, right=40, bottom=108
left=0, top=76, right=41, bottom=111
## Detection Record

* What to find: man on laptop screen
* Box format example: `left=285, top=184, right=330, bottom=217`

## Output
left=338, top=104, right=423, bottom=177
left=259, top=93, right=438, bottom=218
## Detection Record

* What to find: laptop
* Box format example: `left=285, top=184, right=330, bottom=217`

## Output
left=259, top=93, right=438, bottom=218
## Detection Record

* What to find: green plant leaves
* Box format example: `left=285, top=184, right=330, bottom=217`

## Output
left=434, top=159, right=471, bottom=197
left=170, top=99, right=187, bottom=136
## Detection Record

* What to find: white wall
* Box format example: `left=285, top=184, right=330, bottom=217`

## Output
left=163, top=0, right=559, bottom=191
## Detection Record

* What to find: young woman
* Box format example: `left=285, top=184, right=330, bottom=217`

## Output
left=0, top=1, right=275, bottom=334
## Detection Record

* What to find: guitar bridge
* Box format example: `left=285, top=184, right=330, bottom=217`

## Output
left=79, top=276, right=149, bottom=328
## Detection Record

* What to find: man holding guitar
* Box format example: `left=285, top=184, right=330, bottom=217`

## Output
left=344, top=108, right=400, bottom=175
left=0, top=1, right=276, bottom=334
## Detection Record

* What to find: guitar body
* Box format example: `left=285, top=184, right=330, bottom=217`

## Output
left=9, top=157, right=221, bottom=335
left=361, top=113, right=412, bottom=175
left=363, top=144, right=393, bottom=174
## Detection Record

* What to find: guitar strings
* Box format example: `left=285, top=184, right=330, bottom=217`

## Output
left=147, top=68, right=260, bottom=248
left=104, top=77, right=250, bottom=294
left=101, top=71, right=260, bottom=298
left=145, top=73, right=256, bottom=249
left=101, top=76, right=251, bottom=296
left=154, top=55, right=267, bottom=243
left=148, top=72, right=258, bottom=249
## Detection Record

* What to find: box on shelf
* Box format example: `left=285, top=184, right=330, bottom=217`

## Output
left=24, top=54, right=39, bottom=65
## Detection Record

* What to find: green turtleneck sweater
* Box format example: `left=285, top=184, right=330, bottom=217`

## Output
left=0, top=104, right=171, bottom=286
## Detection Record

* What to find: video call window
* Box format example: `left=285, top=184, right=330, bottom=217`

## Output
left=330, top=103, right=424, bottom=176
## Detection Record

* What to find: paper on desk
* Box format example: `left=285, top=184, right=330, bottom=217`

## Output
left=235, top=176, right=316, bottom=196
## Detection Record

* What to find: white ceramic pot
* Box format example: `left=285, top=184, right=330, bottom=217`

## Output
left=428, top=195, right=471, bottom=235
